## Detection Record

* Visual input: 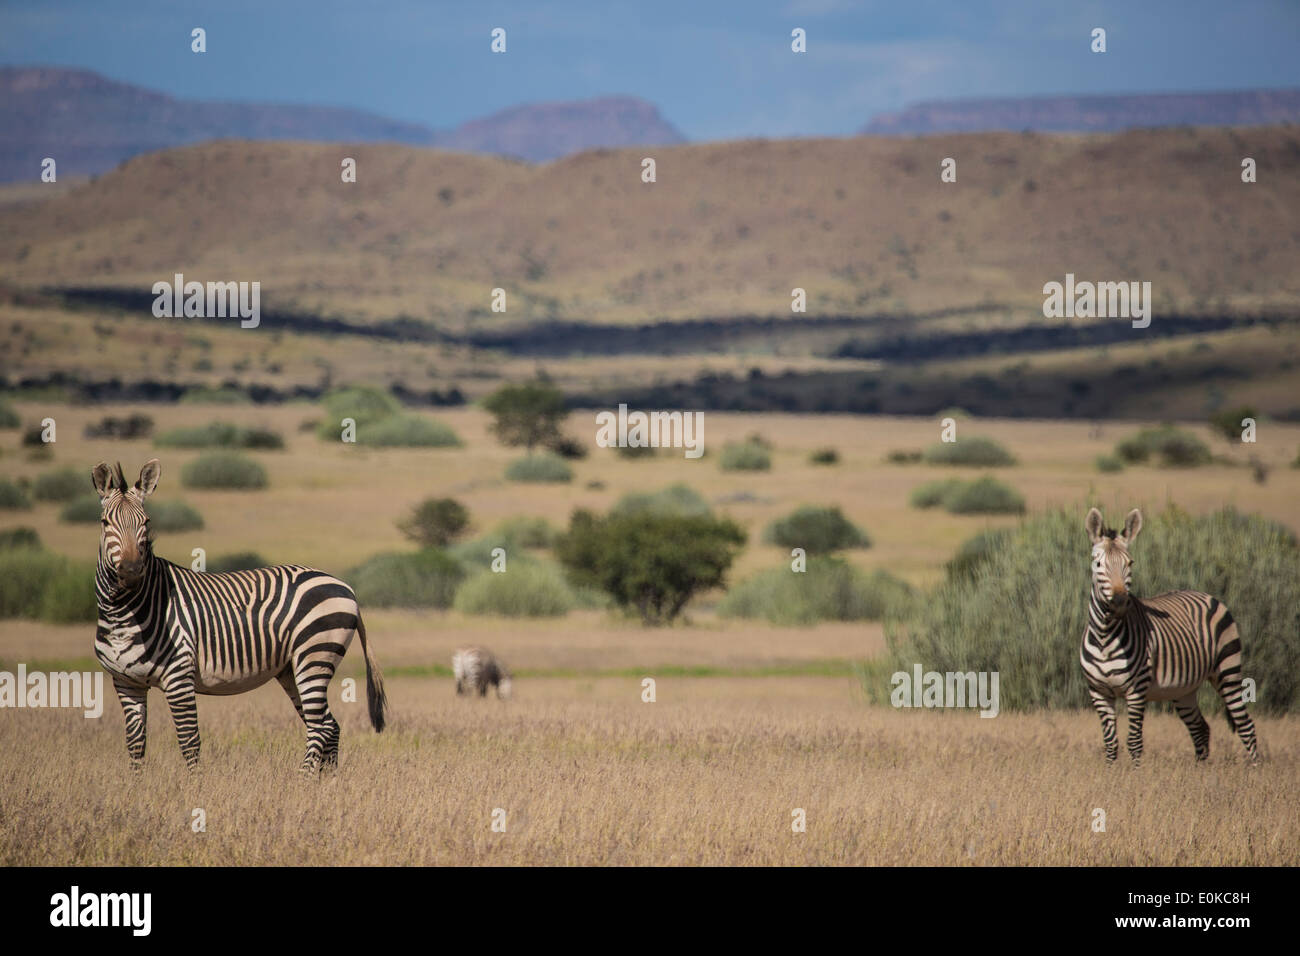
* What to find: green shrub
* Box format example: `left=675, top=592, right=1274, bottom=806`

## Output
left=0, top=400, right=19, bottom=429
left=144, top=499, right=204, bottom=532
left=505, top=453, right=573, bottom=483
left=872, top=506, right=1300, bottom=714
left=206, top=551, right=267, bottom=572
left=944, top=528, right=1012, bottom=583
left=181, top=452, right=268, bottom=490
left=315, top=386, right=401, bottom=440
left=886, top=449, right=923, bottom=464
left=453, top=561, right=576, bottom=617
left=450, top=517, right=557, bottom=569
left=1209, top=406, right=1259, bottom=442
left=556, top=510, right=746, bottom=624
left=719, top=440, right=771, bottom=472
left=398, top=497, right=469, bottom=548
left=156, top=422, right=284, bottom=450
left=910, top=479, right=962, bottom=509
left=83, top=413, right=154, bottom=439
left=719, top=558, right=912, bottom=625
left=809, top=447, right=840, bottom=465
left=616, top=443, right=657, bottom=459
left=482, top=380, right=568, bottom=452
left=0, top=549, right=95, bottom=622
left=612, top=484, right=711, bottom=518
left=1115, top=425, right=1211, bottom=467
left=0, top=527, right=41, bottom=550
left=764, top=506, right=870, bottom=552
left=493, top=516, right=556, bottom=549
left=550, top=436, right=589, bottom=460
left=943, top=476, right=1025, bottom=515
left=358, top=415, right=461, bottom=447
left=180, top=387, right=251, bottom=404
left=0, top=479, right=32, bottom=510
left=910, top=477, right=1023, bottom=514
left=32, top=468, right=85, bottom=502
left=1094, top=454, right=1124, bottom=473
left=921, top=437, right=1016, bottom=467
left=348, top=549, right=465, bottom=609
left=60, top=495, right=102, bottom=523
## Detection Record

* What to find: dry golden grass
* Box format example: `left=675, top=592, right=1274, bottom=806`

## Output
left=2, top=126, right=1298, bottom=323
left=1, top=676, right=1294, bottom=866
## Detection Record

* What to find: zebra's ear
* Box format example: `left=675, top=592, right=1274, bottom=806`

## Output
left=133, top=458, right=162, bottom=499
left=91, top=462, right=115, bottom=498
left=1085, top=508, right=1105, bottom=543
left=1122, top=508, right=1142, bottom=544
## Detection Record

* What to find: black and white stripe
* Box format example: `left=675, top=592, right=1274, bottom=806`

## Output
left=92, top=459, right=386, bottom=773
left=453, top=646, right=512, bottom=699
left=1079, top=507, right=1258, bottom=764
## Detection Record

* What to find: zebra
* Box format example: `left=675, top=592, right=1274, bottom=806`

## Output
left=1079, top=507, right=1258, bottom=765
left=91, top=459, right=386, bottom=773
left=453, top=647, right=512, bottom=699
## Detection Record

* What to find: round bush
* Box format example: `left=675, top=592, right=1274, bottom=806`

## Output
left=60, top=495, right=102, bottom=523
left=32, top=468, right=86, bottom=502
left=348, top=549, right=465, bottom=608
left=399, top=497, right=469, bottom=548
left=316, top=386, right=401, bottom=440
left=764, top=506, right=871, bottom=553
left=358, top=415, right=461, bottom=448
left=873, top=506, right=1300, bottom=714
left=809, top=447, right=840, bottom=465
left=144, top=499, right=205, bottom=532
left=0, top=400, right=19, bottom=429
left=922, top=437, right=1016, bottom=467
left=612, top=484, right=711, bottom=518
left=720, top=558, right=912, bottom=626
left=181, top=452, right=268, bottom=490
left=910, top=479, right=962, bottom=509
left=453, top=561, right=576, bottom=617
left=944, top=528, right=1012, bottom=583
left=0, top=478, right=32, bottom=510
left=493, top=516, right=556, bottom=549
left=206, top=551, right=268, bottom=572
left=505, top=453, right=573, bottom=483
left=156, top=422, right=284, bottom=450
left=1115, top=426, right=1211, bottom=467
left=1094, top=454, right=1125, bottom=473
left=0, top=527, right=41, bottom=550
left=943, top=476, right=1025, bottom=515
left=719, top=441, right=771, bottom=472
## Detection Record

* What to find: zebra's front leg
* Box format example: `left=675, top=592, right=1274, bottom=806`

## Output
left=161, top=671, right=201, bottom=771
left=1125, top=691, right=1148, bottom=766
left=1087, top=687, right=1119, bottom=762
left=112, top=676, right=148, bottom=773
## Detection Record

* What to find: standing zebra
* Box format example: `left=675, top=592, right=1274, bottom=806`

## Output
left=1079, top=507, right=1258, bottom=764
left=91, top=459, right=386, bottom=773
left=453, top=647, right=512, bottom=699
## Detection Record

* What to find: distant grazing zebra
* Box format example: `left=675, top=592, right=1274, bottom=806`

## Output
left=1079, top=507, right=1258, bottom=765
left=453, top=647, right=512, bottom=699
left=91, top=459, right=386, bottom=773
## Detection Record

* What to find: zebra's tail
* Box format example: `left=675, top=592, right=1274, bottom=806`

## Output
left=356, top=613, right=387, bottom=733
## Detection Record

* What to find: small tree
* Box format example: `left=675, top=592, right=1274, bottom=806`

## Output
left=482, top=380, right=568, bottom=453
left=556, top=510, right=746, bottom=625
left=1209, top=406, right=1258, bottom=443
left=399, top=497, right=470, bottom=548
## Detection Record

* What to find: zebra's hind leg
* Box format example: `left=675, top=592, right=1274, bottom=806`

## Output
left=291, top=663, right=342, bottom=774
left=1087, top=687, right=1119, bottom=763
left=1214, top=675, right=1260, bottom=763
left=1173, top=693, right=1211, bottom=761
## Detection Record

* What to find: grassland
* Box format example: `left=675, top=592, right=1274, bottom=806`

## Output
left=1, top=401, right=1297, bottom=865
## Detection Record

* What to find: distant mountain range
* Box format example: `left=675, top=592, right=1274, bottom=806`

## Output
left=861, top=89, right=1300, bottom=135
left=0, top=66, right=686, bottom=182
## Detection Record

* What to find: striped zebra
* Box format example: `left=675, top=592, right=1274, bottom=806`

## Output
left=1079, top=507, right=1258, bottom=765
left=91, top=459, right=386, bottom=773
left=453, top=647, right=512, bottom=699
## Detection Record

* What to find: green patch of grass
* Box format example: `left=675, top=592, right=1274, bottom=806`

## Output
left=452, top=560, right=577, bottom=617
left=505, top=453, right=573, bottom=483
left=32, top=468, right=86, bottom=502
left=0, top=478, right=32, bottom=510
left=348, top=548, right=465, bottom=608
left=719, top=440, right=771, bottom=471
left=719, top=557, right=912, bottom=625
left=1115, top=425, right=1211, bottom=467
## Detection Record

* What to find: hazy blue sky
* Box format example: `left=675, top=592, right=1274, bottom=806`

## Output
left=3, top=0, right=1298, bottom=139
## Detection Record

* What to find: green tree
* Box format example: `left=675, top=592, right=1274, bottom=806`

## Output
left=481, top=380, right=568, bottom=453
left=556, top=510, right=746, bottom=625
left=398, top=497, right=470, bottom=548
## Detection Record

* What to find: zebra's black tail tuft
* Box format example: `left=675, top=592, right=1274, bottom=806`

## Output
left=356, top=612, right=387, bottom=733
